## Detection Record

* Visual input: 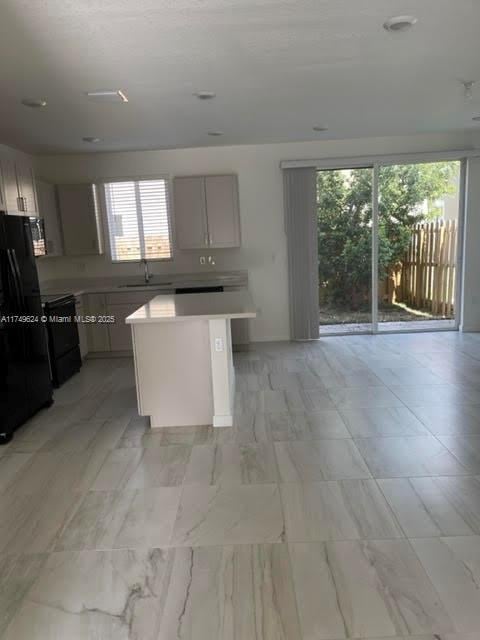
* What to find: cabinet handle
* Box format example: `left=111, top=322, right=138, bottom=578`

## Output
left=17, top=196, right=24, bottom=212
left=23, top=197, right=27, bottom=212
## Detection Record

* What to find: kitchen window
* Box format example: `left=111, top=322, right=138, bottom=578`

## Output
left=103, top=178, right=173, bottom=262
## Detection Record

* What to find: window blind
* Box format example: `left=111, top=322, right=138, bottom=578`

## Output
left=103, top=179, right=172, bottom=261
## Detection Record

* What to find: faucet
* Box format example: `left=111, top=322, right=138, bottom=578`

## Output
left=142, top=259, right=151, bottom=284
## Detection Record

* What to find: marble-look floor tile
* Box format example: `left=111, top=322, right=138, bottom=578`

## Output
left=328, top=386, right=404, bottom=409
left=236, top=389, right=336, bottom=413
left=116, top=417, right=236, bottom=447
left=0, top=454, right=33, bottom=493
left=274, top=440, right=371, bottom=482
left=411, top=405, right=480, bottom=436
left=235, top=372, right=271, bottom=391
left=184, top=443, right=278, bottom=486
left=354, top=436, right=468, bottom=478
left=56, top=488, right=181, bottom=551
left=0, top=553, right=46, bottom=637
left=157, top=544, right=301, bottom=640
left=268, top=371, right=325, bottom=391
left=4, top=406, right=74, bottom=453
left=2, top=548, right=170, bottom=640
left=340, top=407, right=429, bottom=437
left=378, top=477, right=480, bottom=537
left=289, top=540, right=454, bottom=639
left=281, top=480, right=402, bottom=542
left=171, top=484, right=284, bottom=546
left=412, top=536, right=480, bottom=633
left=374, top=366, right=445, bottom=387
left=318, top=370, right=384, bottom=389
left=267, top=410, right=350, bottom=440
left=39, top=415, right=129, bottom=454
left=231, top=412, right=271, bottom=442
left=390, top=384, right=480, bottom=408
left=438, top=435, right=480, bottom=473
left=0, top=489, right=82, bottom=554
left=91, top=445, right=191, bottom=490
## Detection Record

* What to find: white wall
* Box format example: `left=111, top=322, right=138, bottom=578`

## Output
left=35, top=130, right=476, bottom=341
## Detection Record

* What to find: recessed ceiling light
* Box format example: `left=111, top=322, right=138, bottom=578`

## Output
left=312, top=126, right=328, bottom=132
left=21, top=98, right=47, bottom=108
left=383, top=15, right=417, bottom=32
left=207, top=130, right=223, bottom=136
left=85, top=90, right=128, bottom=103
left=82, top=136, right=101, bottom=143
left=194, top=91, right=216, bottom=100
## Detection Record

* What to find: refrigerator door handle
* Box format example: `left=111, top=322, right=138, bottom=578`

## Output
left=6, top=249, right=24, bottom=308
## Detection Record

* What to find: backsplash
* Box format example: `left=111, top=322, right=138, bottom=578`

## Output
left=36, top=248, right=244, bottom=284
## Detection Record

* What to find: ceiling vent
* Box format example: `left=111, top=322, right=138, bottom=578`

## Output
left=85, top=90, right=129, bottom=103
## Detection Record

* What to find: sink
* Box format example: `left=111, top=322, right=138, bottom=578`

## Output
left=118, top=282, right=172, bottom=288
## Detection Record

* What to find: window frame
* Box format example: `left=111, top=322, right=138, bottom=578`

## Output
left=97, top=174, right=175, bottom=264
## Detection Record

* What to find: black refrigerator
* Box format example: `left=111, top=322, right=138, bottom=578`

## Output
left=0, top=213, right=53, bottom=444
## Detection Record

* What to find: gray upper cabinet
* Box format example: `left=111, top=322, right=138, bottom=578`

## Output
left=173, top=174, right=240, bottom=250
left=173, top=176, right=208, bottom=249
left=36, top=180, right=64, bottom=257
left=204, top=175, right=240, bottom=248
left=15, top=160, right=39, bottom=215
left=0, top=157, right=39, bottom=216
left=57, top=184, right=103, bottom=256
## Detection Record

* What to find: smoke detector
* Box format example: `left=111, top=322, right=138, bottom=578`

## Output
left=383, top=16, right=417, bottom=32
left=193, top=91, right=216, bottom=100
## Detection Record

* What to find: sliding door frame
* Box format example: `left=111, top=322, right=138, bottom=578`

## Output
left=316, top=154, right=468, bottom=336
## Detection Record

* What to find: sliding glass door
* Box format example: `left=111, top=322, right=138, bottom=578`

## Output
left=317, top=167, right=373, bottom=333
left=317, top=159, right=463, bottom=335
left=377, top=161, right=461, bottom=332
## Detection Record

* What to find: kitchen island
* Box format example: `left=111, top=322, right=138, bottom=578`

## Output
left=126, top=291, right=256, bottom=428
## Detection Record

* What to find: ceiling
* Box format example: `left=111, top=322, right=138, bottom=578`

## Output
left=1, top=0, right=479, bottom=154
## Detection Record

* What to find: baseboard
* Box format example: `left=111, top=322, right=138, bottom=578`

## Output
left=213, top=414, right=233, bottom=427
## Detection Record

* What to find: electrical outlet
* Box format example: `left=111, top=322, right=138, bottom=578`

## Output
left=199, top=256, right=206, bottom=265
left=214, top=337, right=224, bottom=352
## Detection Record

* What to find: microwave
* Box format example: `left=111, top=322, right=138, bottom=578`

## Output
left=29, top=216, right=47, bottom=257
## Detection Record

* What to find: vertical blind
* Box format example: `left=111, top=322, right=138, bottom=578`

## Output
left=284, top=167, right=320, bottom=340
left=103, top=179, right=172, bottom=261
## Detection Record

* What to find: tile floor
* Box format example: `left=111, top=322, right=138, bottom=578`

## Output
left=2, top=333, right=480, bottom=638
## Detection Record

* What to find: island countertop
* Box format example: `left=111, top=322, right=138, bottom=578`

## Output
left=126, top=290, right=257, bottom=324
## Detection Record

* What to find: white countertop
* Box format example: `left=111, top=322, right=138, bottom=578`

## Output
left=126, top=290, right=256, bottom=324
left=40, top=271, right=248, bottom=298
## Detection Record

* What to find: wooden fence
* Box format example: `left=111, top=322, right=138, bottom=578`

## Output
left=392, top=219, right=457, bottom=317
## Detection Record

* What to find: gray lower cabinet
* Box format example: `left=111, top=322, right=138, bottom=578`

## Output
left=36, top=180, right=64, bottom=256
left=57, top=184, right=103, bottom=256
left=74, top=295, right=88, bottom=359
left=85, top=293, right=110, bottom=352
left=173, top=174, right=240, bottom=250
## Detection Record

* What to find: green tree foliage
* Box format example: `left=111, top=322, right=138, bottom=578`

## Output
left=317, top=162, right=458, bottom=307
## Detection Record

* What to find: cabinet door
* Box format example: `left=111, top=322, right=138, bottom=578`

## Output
left=85, top=294, right=110, bottom=352
left=205, top=175, right=240, bottom=248
left=16, top=160, right=38, bottom=215
left=36, top=180, right=64, bottom=256
left=1, top=158, right=21, bottom=214
left=173, top=176, right=209, bottom=249
left=57, top=184, right=102, bottom=255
